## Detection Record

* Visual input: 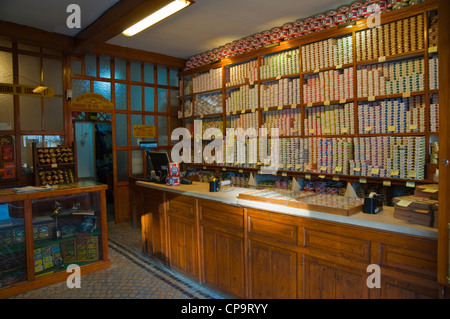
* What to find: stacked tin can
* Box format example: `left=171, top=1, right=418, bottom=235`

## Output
left=194, top=92, right=223, bottom=116
left=429, top=55, right=439, bottom=90
left=260, top=78, right=300, bottom=108
left=430, top=94, right=439, bottom=133
left=226, top=60, right=258, bottom=87
left=225, top=84, right=259, bottom=113
left=261, top=108, right=301, bottom=137
left=193, top=68, right=222, bottom=93
left=304, top=103, right=354, bottom=136
left=260, top=49, right=299, bottom=79
left=227, top=112, right=259, bottom=133
left=301, top=35, right=353, bottom=72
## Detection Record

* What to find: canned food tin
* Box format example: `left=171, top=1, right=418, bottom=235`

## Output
left=347, top=9, right=360, bottom=21
left=304, top=17, right=315, bottom=24
left=294, top=19, right=305, bottom=27
left=350, top=1, right=364, bottom=9
left=338, top=5, right=350, bottom=13
left=334, top=14, right=348, bottom=24
left=326, top=10, right=338, bottom=17
left=166, top=176, right=180, bottom=186
left=314, top=13, right=326, bottom=21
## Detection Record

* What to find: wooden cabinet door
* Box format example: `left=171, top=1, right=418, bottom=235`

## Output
left=141, top=190, right=166, bottom=263
left=167, top=213, right=199, bottom=280
left=303, top=255, right=370, bottom=299
left=248, top=239, right=299, bottom=299
left=202, top=227, right=245, bottom=298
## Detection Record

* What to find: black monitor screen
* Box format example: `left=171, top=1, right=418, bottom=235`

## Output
left=147, top=151, right=169, bottom=173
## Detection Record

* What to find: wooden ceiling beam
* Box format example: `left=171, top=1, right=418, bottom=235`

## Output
left=72, top=0, right=173, bottom=55
left=0, top=20, right=73, bottom=52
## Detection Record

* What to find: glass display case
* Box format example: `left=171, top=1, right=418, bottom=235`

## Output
left=0, top=181, right=109, bottom=298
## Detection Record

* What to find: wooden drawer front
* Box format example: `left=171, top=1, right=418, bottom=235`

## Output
left=167, top=194, right=195, bottom=218
left=248, top=215, right=299, bottom=247
left=200, top=200, right=244, bottom=235
left=304, top=228, right=370, bottom=262
left=378, top=243, right=437, bottom=279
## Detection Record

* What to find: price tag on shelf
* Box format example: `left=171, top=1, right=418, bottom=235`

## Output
left=402, top=92, right=411, bottom=98
left=309, top=129, right=315, bottom=134
left=287, top=164, right=293, bottom=169
left=276, top=75, right=282, bottom=80
left=278, top=105, right=283, bottom=110
left=305, top=174, right=311, bottom=180
left=280, top=130, right=284, bottom=135
left=292, top=129, right=298, bottom=133
left=378, top=56, right=386, bottom=63
left=333, top=176, right=340, bottom=181
left=408, top=171, right=417, bottom=178
left=222, top=168, right=227, bottom=171
left=232, top=111, right=237, bottom=115
left=51, top=164, right=58, bottom=168
left=335, top=167, right=342, bottom=172
left=365, top=126, right=372, bottom=132
left=383, top=180, right=391, bottom=187
left=324, top=100, right=330, bottom=106
left=241, top=110, right=246, bottom=114
left=282, top=172, right=288, bottom=177
left=428, top=46, right=438, bottom=53
left=391, top=170, right=399, bottom=176
left=371, top=168, right=379, bottom=175
left=359, top=178, right=367, bottom=184
left=295, top=164, right=301, bottom=170
left=239, top=170, right=244, bottom=173
left=251, top=108, right=256, bottom=113
left=341, top=128, right=348, bottom=133
left=319, top=175, right=326, bottom=179
left=336, top=64, right=343, bottom=69
left=264, top=107, right=269, bottom=111
left=320, top=166, right=327, bottom=172
left=249, top=81, right=254, bottom=86
left=291, top=104, right=296, bottom=109
left=388, top=126, right=396, bottom=132
left=314, top=68, right=320, bottom=73
left=200, top=115, right=204, bottom=118
left=409, top=124, right=418, bottom=130
left=406, top=181, right=415, bottom=188
left=203, top=166, right=207, bottom=170
left=324, top=128, right=331, bottom=134
left=353, top=167, right=361, bottom=172
left=307, top=103, right=313, bottom=107
left=368, top=96, right=376, bottom=102
left=339, top=99, right=347, bottom=104
left=279, top=164, right=284, bottom=169
left=226, top=112, right=230, bottom=116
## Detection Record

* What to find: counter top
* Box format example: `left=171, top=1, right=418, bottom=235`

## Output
left=135, top=180, right=438, bottom=240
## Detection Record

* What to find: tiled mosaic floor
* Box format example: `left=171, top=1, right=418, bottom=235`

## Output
left=9, top=222, right=227, bottom=299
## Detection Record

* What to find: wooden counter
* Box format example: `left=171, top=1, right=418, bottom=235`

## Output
left=133, top=180, right=441, bottom=299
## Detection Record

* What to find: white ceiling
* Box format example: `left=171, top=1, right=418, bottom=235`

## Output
left=0, top=0, right=352, bottom=60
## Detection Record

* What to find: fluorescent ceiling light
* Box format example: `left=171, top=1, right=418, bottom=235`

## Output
left=122, top=0, right=192, bottom=37
left=33, top=86, right=47, bottom=93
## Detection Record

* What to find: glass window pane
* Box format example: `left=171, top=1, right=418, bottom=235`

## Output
left=18, top=54, right=40, bottom=86
left=72, top=79, right=90, bottom=99
left=44, top=135, right=64, bottom=147
left=0, top=95, right=14, bottom=130
left=0, top=51, right=13, bottom=83
left=43, top=58, right=63, bottom=95
left=44, top=98, right=64, bottom=131
left=115, top=113, right=127, bottom=147
left=18, top=43, right=40, bottom=52
left=71, top=59, right=82, bottom=75
left=130, top=60, right=141, bottom=82
left=117, top=150, right=129, bottom=182
left=19, top=96, right=41, bottom=131
left=144, top=87, right=155, bottom=112
left=130, top=114, right=142, bottom=147
left=94, top=81, right=111, bottom=101
left=132, top=150, right=144, bottom=175
left=0, top=38, right=12, bottom=48
left=145, top=115, right=155, bottom=126
left=114, top=58, right=126, bottom=80
left=115, top=83, right=127, bottom=110
left=158, top=88, right=168, bottom=113
left=157, top=65, right=168, bottom=85
left=170, top=90, right=179, bottom=114
left=85, top=54, right=96, bottom=77
left=130, top=85, right=142, bottom=111
left=158, top=116, right=168, bottom=146
left=144, top=63, right=154, bottom=83
left=169, top=68, right=179, bottom=87
left=99, top=55, right=111, bottom=79
left=21, top=135, right=42, bottom=173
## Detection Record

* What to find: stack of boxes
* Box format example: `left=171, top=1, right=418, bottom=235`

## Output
left=393, top=191, right=438, bottom=228
left=428, top=10, right=438, bottom=49
left=429, top=55, right=439, bottom=90
left=430, top=94, right=439, bottom=133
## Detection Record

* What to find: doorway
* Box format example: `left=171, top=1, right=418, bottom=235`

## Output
left=73, top=112, right=114, bottom=222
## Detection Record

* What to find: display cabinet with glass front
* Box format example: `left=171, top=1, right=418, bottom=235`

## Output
left=0, top=181, right=109, bottom=298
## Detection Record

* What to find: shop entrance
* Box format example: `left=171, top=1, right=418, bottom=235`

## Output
left=73, top=112, right=114, bottom=221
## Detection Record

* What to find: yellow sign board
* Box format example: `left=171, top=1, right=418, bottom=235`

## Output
left=71, top=92, right=114, bottom=111
left=0, top=83, right=55, bottom=97
left=133, top=125, right=156, bottom=138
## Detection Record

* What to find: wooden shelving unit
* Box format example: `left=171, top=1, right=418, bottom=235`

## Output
left=178, top=0, right=439, bottom=187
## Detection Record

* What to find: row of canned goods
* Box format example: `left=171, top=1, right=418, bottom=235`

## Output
left=185, top=0, right=420, bottom=71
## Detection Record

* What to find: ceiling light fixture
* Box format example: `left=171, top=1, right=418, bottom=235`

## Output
left=122, top=0, right=193, bottom=37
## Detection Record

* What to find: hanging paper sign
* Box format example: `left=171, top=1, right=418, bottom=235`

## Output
left=133, top=125, right=156, bottom=138
left=0, top=83, right=55, bottom=97
left=71, top=92, right=114, bottom=111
